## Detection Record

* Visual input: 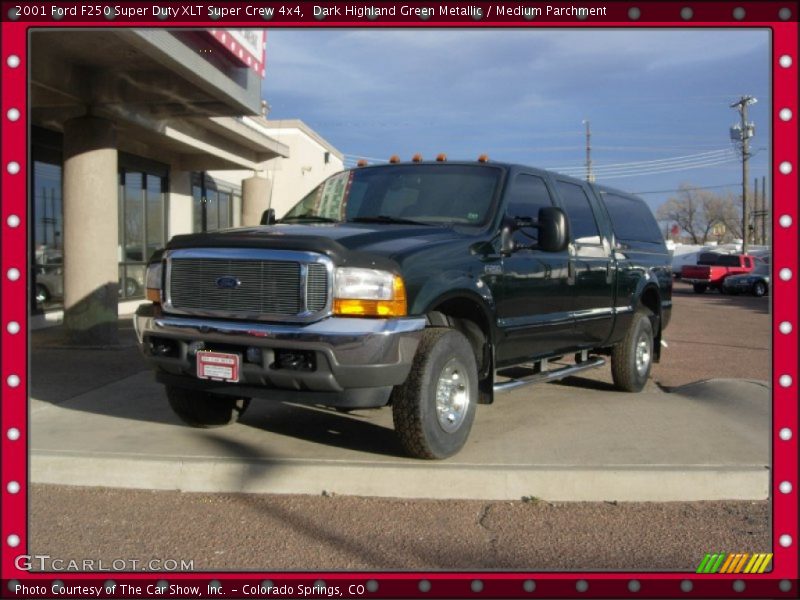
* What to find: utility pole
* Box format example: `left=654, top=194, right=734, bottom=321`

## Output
left=753, top=177, right=759, bottom=245
left=582, top=119, right=594, bottom=182
left=730, top=95, right=756, bottom=253
left=761, top=176, right=767, bottom=245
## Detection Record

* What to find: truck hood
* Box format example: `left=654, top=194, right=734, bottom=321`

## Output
left=166, top=223, right=470, bottom=269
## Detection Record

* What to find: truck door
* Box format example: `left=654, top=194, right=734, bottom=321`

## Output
left=495, top=173, right=575, bottom=364
left=553, top=179, right=616, bottom=346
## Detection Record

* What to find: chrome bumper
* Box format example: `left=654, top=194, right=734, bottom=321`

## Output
left=134, top=304, right=425, bottom=404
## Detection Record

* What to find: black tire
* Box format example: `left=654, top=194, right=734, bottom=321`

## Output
left=119, top=277, right=140, bottom=298
left=611, top=309, right=654, bottom=393
left=752, top=281, right=767, bottom=297
left=165, top=385, right=250, bottom=428
left=692, top=283, right=707, bottom=294
left=391, top=328, right=478, bottom=459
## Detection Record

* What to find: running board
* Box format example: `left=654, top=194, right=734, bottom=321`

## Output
left=493, top=357, right=606, bottom=393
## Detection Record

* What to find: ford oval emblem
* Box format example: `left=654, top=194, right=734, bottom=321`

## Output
left=215, top=276, right=241, bottom=290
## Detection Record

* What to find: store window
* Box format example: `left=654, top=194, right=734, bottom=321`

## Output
left=118, top=160, right=168, bottom=300
left=192, top=172, right=239, bottom=232
left=32, top=160, right=64, bottom=310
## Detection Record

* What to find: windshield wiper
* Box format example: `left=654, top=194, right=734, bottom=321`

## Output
left=350, top=215, right=431, bottom=226
left=279, top=214, right=338, bottom=223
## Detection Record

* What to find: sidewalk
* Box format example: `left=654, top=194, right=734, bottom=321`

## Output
left=29, top=318, right=770, bottom=501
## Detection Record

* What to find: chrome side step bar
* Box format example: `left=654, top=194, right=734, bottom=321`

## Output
left=493, top=356, right=606, bottom=393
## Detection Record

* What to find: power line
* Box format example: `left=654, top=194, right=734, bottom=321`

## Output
left=546, top=148, right=733, bottom=173
left=630, top=183, right=740, bottom=195
left=587, top=157, right=739, bottom=180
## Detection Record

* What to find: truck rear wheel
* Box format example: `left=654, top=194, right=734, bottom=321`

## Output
left=391, top=328, right=478, bottom=459
left=611, top=309, right=654, bottom=393
left=165, top=385, right=250, bottom=428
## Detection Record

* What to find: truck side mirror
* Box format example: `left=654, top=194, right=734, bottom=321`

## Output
left=538, top=207, right=569, bottom=252
left=260, top=208, right=276, bottom=225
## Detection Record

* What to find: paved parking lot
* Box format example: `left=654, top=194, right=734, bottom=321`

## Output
left=27, top=286, right=772, bottom=569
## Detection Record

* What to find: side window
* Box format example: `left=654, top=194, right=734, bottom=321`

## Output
left=505, top=174, right=553, bottom=243
left=555, top=181, right=602, bottom=244
left=602, top=192, right=663, bottom=244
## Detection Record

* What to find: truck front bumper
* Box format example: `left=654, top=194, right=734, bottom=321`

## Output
left=134, top=304, right=426, bottom=408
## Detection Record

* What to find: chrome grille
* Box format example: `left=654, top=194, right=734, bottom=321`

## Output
left=166, top=250, right=331, bottom=321
left=307, top=264, right=328, bottom=312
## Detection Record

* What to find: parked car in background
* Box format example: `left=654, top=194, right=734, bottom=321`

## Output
left=670, top=246, right=713, bottom=279
left=722, top=261, right=770, bottom=296
left=681, top=252, right=756, bottom=293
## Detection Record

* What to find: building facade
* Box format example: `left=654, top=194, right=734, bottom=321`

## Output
left=30, top=29, right=343, bottom=342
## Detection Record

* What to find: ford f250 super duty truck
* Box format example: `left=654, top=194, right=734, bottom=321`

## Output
left=135, top=158, right=672, bottom=459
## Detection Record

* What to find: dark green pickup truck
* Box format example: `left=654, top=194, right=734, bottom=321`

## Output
left=135, top=159, right=672, bottom=459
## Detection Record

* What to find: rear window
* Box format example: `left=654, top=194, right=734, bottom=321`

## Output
left=697, top=254, right=741, bottom=266
left=717, top=255, right=742, bottom=267
left=601, top=192, right=663, bottom=244
left=697, top=253, right=720, bottom=265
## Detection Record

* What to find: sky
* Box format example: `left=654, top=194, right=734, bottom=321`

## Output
left=260, top=28, right=771, bottom=212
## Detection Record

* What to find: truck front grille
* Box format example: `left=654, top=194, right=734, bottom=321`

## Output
left=166, top=251, right=330, bottom=321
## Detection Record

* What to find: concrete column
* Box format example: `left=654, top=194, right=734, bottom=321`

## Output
left=241, top=174, right=272, bottom=226
left=62, top=116, right=119, bottom=345
left=168, top=170, right=194, bottom=236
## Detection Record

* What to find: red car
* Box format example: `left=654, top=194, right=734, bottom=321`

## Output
left=681, top=252, right=756, bottom=293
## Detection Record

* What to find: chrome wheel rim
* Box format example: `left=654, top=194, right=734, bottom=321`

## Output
left=435, top=357, right=470, bottom=433
left=635, top=332, right=651, bottom=377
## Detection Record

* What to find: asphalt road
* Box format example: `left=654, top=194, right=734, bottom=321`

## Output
left=28, top=284, right=772, bottom=572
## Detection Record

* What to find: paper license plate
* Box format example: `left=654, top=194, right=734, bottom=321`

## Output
left=196, top=351, right=240, bottom=382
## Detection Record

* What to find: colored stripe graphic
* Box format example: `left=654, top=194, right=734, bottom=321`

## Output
left=711, top=553, right=726, bottom=573
left=734, top=553, right=750, bottom=573
left=748, top=554, right=766, bottom=573
left=757, top=553, right=773, bottom=573
left=698, top=552, right=773, bottom=574
left=720, top=553, right=736, bottom=573
left=744, top=554, right=760, bottom=573
left=696, top=554, right=712, bottom=574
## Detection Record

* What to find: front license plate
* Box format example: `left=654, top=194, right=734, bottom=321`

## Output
left=196, top=351, right=240, bottom=383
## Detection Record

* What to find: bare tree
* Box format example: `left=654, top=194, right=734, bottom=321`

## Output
left=657, top=184, right=726, bottom=244
left=716, top=191, right=744, bottom=241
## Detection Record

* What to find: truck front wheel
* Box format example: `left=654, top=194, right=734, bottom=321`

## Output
left=391, top=328, right=478, bottom=459
left=611, top=309, right=654, bottom=393
left=165, top=385, right=250, bottom=428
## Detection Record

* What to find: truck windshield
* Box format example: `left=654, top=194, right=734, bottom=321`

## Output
left=282, top=164, right=501, bottom=226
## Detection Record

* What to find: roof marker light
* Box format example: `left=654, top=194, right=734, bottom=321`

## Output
left=389, top=155, right=401, bottom=164
left=357, top=159, right=368, bottom=167
left=436, top=153, right=447, bottom=162
left=412, top=153, right=423, bottom=163
left=477, top=154, right=489, bottom=163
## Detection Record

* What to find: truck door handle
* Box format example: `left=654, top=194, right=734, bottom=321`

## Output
left=568, top=260, right=576, bottom=285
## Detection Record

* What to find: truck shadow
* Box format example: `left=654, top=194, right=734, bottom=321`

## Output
left=240, top=402, right=407, bottom=458
left=31, top=319, right=407, bottom=456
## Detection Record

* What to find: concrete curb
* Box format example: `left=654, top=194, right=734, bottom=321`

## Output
left=32, top=452, right=769, bottom=501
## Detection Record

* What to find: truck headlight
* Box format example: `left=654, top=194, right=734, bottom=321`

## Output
left=333, top=267, right=407, bottom=317
left=145, top=261, right=163, bottom=303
